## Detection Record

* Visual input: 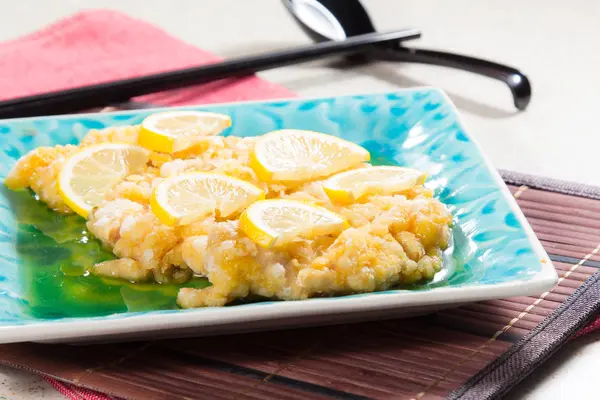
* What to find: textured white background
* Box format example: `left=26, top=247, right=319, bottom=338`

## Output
left=0, top=0, right=598, bottom=399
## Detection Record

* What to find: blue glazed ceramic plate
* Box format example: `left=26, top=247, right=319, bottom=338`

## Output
left=0, top=88, right=556, bottom=344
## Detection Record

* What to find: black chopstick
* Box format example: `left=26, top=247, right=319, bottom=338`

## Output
left=0, top=28, right=420, bottom=119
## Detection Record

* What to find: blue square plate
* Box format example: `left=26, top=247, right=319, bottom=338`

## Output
left=0, top=88, right=556, bottom=344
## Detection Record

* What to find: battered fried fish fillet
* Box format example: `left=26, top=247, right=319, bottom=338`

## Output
left=7, top=125, right=452, bottom=308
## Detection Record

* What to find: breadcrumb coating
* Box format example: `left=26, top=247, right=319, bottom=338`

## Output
left=7, top=125, right=453, bottom=308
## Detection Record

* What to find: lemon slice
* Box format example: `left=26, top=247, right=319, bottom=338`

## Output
left=323, top=166, right=427, bottom=203
left=151, top=172, right=264, bottom=226
left=139, top=111, right=231, bottom=153
left=250, top=129, right=370, bottom=182
left=58, top=144, right=150, bottom=218
left=240, top=199, right=348, bottom=248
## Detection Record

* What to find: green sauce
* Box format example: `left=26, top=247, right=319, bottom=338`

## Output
left=5, top=149, right=466, bottom=319
left=7, top=190, right=209, bottom=319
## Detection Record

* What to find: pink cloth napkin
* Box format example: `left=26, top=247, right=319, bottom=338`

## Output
left=0, top=9, right=294, bottom=106
left=1, top=8, right=598, bottom=400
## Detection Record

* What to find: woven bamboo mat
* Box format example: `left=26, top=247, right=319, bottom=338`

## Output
left=0, top=181, right=598, bottom=400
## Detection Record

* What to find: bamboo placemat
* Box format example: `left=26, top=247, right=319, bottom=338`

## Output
left=0, top=175, right=598, bottom=400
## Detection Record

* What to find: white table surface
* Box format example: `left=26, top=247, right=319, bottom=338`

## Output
left=0, top=0, right=598, bottom=399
